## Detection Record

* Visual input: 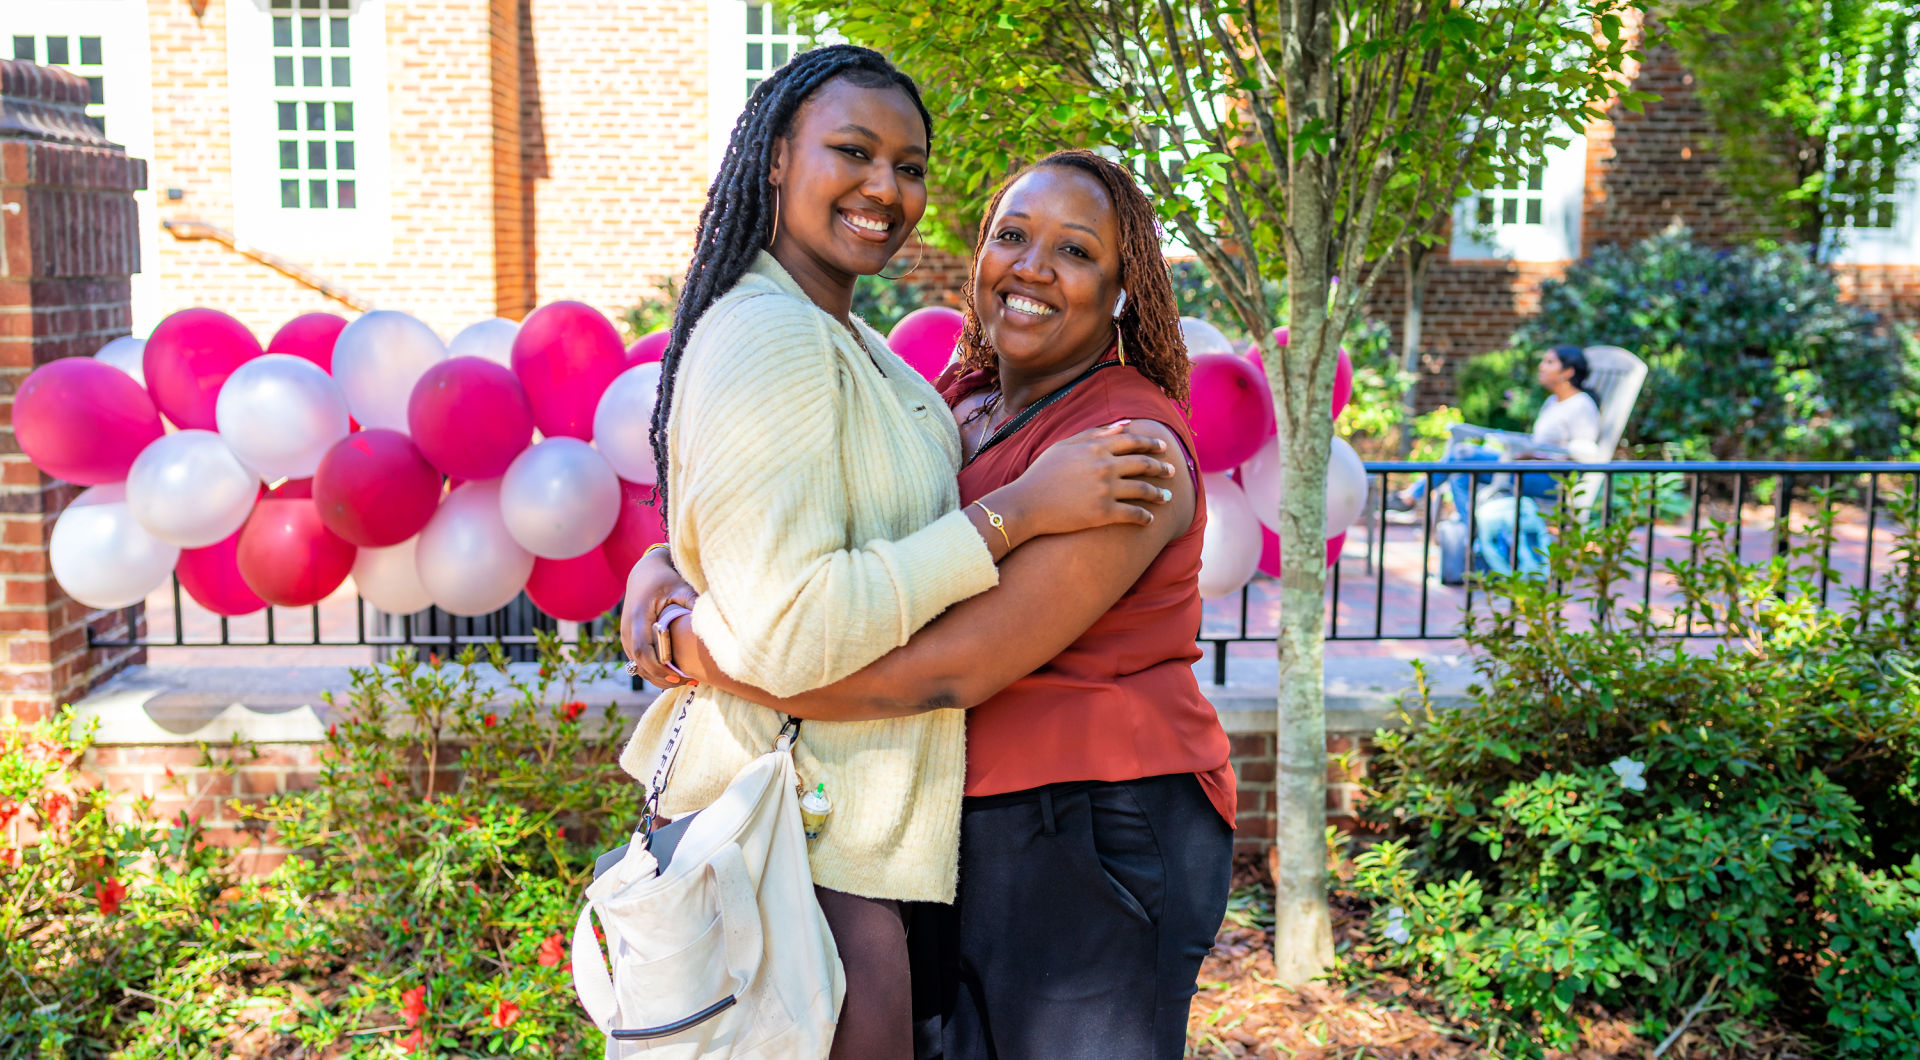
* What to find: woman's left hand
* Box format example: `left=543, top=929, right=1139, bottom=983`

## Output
left=620, top=550, right=700, bottom=688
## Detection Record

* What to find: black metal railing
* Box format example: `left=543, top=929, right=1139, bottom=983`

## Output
left=89, top=461, right=1920, bottom=685
left=1196, top=460, right=1920, bottom=684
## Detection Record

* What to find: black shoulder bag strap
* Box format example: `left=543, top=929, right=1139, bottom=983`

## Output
left=964, top=358, right=1123, bottom=469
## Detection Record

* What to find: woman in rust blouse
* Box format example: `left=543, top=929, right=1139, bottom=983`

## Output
left=633, top=150, right=1233, bottom=1060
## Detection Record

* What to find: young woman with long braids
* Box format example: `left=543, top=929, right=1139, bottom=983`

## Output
left=629, top=150, right=1233, bottom=1059
left=614, top=47, right=1182, bottom=1058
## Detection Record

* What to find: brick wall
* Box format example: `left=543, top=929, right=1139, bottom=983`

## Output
left=146, top=0, right=503, bottom=338
left=520, top=0, right=710, bottom=319
left=1370, top=18, right=1920, bottom=408
left=1226, top=730, right=1376, bottom=859
left=0, top=60, right=145, bottom=723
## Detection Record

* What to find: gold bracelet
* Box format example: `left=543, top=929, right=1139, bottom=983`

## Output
left=971, top=500, right=1011, bottom=550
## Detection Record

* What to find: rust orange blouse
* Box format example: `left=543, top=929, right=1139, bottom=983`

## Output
left=939, top=363, right=1235, bottom=827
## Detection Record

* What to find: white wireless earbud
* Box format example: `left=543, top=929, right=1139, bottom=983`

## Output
left=1113, top=290, right=1129, bottom=317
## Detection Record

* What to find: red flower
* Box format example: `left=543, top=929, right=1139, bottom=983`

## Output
left=163, top=765, right=175, bottom=780
left=538, top=665, right=551, bottom=680
left=399, top=984, right=427, bottom=1027
left=379, top=773, right=394, bottom=790
left=42, top=792, right=73, bottom=834
left=462, top=815, right=479, bottom=828
left=428, top=652, right=443, bottom=670
left=0, top=798, right=17, bottom=828
left=396, top=1029, right=424, bottom=1054
left=399, top=916, right=411, bottom=933
left=556, top=826, right=567, bottom=841
left=536, top=932, right=567, bottom=967
left=561, top=701, right=586, bottom=722
left=0, top=845, right=17, bottom=870
left=482, top=713, right=498, bottom=728
left=95, top=877, right=128, bottom=915
left=489, top=1001, right=520, bottom=1029
left=327, top=723, right=338, bottom=739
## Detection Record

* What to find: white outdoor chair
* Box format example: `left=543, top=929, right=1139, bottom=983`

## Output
left=1355, top=344, right=1648, bottom=571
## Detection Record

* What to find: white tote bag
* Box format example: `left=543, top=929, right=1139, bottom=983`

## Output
left=572, top=707, right=845, bottom=1058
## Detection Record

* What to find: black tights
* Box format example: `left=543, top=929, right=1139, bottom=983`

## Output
left=815, top=886, right=913, bottom=1060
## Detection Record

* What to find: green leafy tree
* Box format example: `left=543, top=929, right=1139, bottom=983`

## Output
left=791, top=0, right=1640, bottom=981
left=1664, top=0, right=1920, bottom=248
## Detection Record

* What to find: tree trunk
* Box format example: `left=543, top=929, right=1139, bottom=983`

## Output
left=1396, top=244, right=1431, bottom=456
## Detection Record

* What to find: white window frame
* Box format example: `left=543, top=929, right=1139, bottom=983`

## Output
left=1825, top=148, right=1920, bottom=265
left=707, top=1, right=833, bottom=174
left=1450, top=126, right=1587, bottom=262
left=226, top=0, right=392, bottom=257
left=3, top=0, right=162, bottom=331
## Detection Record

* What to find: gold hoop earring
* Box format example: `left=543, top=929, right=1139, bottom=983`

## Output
left=882, top=228, right=925, bottom=281
left=765, top=188, right=781, bottom=250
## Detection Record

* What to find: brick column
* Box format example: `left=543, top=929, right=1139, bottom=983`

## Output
left=0, top=60, right=149, bottom=723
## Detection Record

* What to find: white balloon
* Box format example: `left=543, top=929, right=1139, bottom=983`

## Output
left=1239, top=434, right=1283, bottom=532
left=331, top=310, right=448, bottom=431
left=448, top=317, right=519, bottom=367
left=125, top=430, right=258, bottom=548
left=352, top=536, right=434, bottom=615
left=1325, top=435, right=1369, bottom=536
left=50, top=484, right=180, bottom=610
left=1180, top=317, right=1239, bottom=356
left=592, top=363, right=663, bottom=484
left=415, top=479, right=534, bottom=616
left=499, top=437, right=621, bottom=559
left=1198, top=472, right=1263, bottom=599
left=214, top=354, right=350, bottom=481
left=94, top=336, right=146, bottom=387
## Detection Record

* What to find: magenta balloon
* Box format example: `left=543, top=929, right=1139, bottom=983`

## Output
left=602, top=480, right=667, bottom=581
left=1248, top=327, right=1350, bottom=419
left=1256, top=525, right=1347, bottom=578
left=266, top=312, right=348, bottom=373
left=510, top=301, right=626, bottom=440
left=176, top=527, right=267, bottom=617
left=407, top=357, right=536, bottom=480
left=886, top=306, right=966, bottom=382
left=527, top=550, right=623, bottom=623
left=1185, top=353, right=1274, bottom=472
left=625, top=330, right=670, bottom=368
left=143, top=308, right=263, bottom=430
left=311, top=430, right=443, bottom=548
left=14, top=359, right=165, bottom=485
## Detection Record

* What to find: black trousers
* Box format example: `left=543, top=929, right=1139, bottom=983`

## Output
left=910, top=772, right=1234, bottom=1060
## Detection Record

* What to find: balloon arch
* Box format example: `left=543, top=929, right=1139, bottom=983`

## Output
left=20, top=304, right=1364, bottom=621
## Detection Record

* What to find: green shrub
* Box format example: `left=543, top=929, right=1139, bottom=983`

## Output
left=1354, top=479, right=1920, bottom=1055
left=1512, top=227, right=1918, bottom=460
left=1452, top=347, right=1541, bottom=434
left=2, top=635, right=639, bottom=1058
left=850, top=274, right=926, bottom=334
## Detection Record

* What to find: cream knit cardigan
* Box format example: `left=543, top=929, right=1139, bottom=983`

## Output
left=619, top=252, right=998, bottom=902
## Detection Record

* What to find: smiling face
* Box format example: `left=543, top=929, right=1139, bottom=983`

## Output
left=766, top=77, right=928, bottom=283
left=973, top=166, right=1125, bottom=378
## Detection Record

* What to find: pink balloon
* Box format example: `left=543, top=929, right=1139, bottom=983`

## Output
left=527, top=549, right=623, bottom=622
left=14, top=358, right=165, bottom=485
left=236, top=483, right=357, bottom=607
left=1247, top=327, right=1351, bottom=419
left=1186, top=354, right=1275, bottom=472
left=312, top=430, right=443, bottom=547
left=266, top=312, right=348, bottom=373
left=407, top=357, right=536, bottom=480
left=143, top=308, right=263, bottom=430
left=511, top=301, right=626, bottom=440
left=887, top=306, right=966, bottom=382
left=625, top=330, right=669, bottom=368
left=1256, top=526, right=1347, bottom=577
left=602, top=480, right=667, bottom=582
left=176, top=527, right=267, bottom=616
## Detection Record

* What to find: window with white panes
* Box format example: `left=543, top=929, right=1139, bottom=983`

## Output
left=743, top=2, right=809, bottom=96
left=269, top=0, right=360, bottom=212
left=1825, top=21, right=1920, bottom=263
left=12, top=32, right=107, bottom=136
left=1450, top=127, right=1587, bottom=263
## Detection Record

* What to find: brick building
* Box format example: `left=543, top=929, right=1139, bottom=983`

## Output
left=1369, top=26, right=1920, bottom=406
left=3, top=0, right=968, bottom=340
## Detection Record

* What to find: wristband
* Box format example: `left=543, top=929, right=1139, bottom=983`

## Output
left=653, top=603, right=694, bottom=680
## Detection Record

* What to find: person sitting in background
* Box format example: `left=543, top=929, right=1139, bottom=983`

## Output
left=1388, top=344, right=1603, bottom=519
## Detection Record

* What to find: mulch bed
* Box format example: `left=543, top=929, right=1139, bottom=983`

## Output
left=1185, top=857, right=1819, bottom=1060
